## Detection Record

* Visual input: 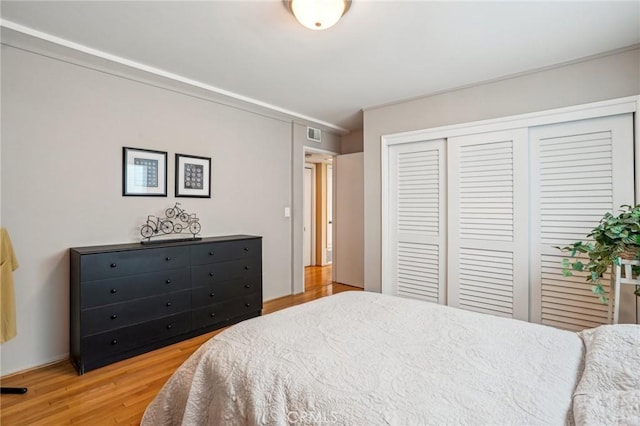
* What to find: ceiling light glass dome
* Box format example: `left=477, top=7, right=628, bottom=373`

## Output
left=289, top=0, right=350, bottom=31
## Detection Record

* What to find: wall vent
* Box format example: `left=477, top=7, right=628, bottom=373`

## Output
left=307, top=127, right=321, bottom=143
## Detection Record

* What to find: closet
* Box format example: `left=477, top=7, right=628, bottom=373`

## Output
left=382, top=97, right=638, bottom=330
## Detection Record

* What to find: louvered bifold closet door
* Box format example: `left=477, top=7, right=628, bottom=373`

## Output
left=385, top=139, right=446, bottom=303
left=448, top=129, right=529, bottom=320
left=530, top=113, right=634, bottom=330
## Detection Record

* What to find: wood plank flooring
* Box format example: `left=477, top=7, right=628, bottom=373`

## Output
left=0, top=265, right=360, bottom=425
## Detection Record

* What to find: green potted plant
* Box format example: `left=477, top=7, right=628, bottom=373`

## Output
left=557, top=204, right=640, bottom=303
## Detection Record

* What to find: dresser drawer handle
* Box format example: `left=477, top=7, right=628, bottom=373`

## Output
left=209, top=312, right=216, bottom=318
left=244, top=266, right=250, bottom=271
left=209, top=272, right=214, bottom=277
left=111, top=314, right=117, bottom=320
left=209, top=292, right=215, bottom=297
left=166, top=279, right=172, bottom=284
left=166, top=302, right=172, bottom=307
left=110, top=288, right=118, bottom=294
left=243, top=247, right=249, bottom=252
left=208, top=251, right=214, bottom=256
left=244, top=284, right=251, bottom=289
left=110, top=263, right=117, bottom=268
left=245, top=303, right=251, bottom=308
left=165, top=257, right=171, bottom=261
left=111, top=339, right=118, bottom=345
left=166, top=324, right=173, bottom=330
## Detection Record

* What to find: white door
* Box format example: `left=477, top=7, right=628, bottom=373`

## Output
left=335, top=153, right=364, bottom=288
left=303, top=166, right=314, bottom=267
left=448, top=129, right=530, bottom=320
left=530, top=113, right=635, bottom=329
left=385, top=140, right=446, bottom=303
left=326, top=164, right=333, bottom=263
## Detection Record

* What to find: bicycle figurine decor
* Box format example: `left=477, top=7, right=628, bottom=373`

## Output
left=140, top=202, right=202, bottom=244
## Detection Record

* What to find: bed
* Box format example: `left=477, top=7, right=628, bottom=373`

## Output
left=142, top=291, right=640, bottom=425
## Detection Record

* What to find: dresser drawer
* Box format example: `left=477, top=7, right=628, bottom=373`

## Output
left=191, top=257, right=261, bottom=286
left=191, top=276, right=262, bottom=309
left=80, top=246, right=188, bottom=281
left=192, top=293, right=262, bottom=330
left=81, top=289, right=190, bottom=336
left=81, top=268, right=189, bottom=309
left=191, top=238, right=261, bottom=265
left=81, top=312, right=191, bottom=360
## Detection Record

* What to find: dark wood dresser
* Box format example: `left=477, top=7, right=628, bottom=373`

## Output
left=70, top=235, right=262, bottom=374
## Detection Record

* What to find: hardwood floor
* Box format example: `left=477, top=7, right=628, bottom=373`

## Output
left=265, top=265, right=354, bottom=314
left=0, top=265, right=360, bottom=425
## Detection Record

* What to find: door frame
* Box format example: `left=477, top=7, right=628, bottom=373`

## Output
left=381, top=95, right=640, bottom=318
left=326, top=163, right=333, bottom=264
left=303, top=164, right=316, bottom=267
left=297, top=147, right=338, bottom=293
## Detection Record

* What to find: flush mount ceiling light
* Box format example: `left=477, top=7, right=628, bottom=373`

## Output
left=284, top=0, right=352, bottom=31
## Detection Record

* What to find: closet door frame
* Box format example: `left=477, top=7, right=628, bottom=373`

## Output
left=382, top=96, right=640, bottom=314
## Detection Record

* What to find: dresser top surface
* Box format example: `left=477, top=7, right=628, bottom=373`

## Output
left=71, top=234, right=262, bottom=255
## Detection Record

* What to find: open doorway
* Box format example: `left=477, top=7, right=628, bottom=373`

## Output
left=303, top=150, right=334, bottom=292
left=303, top=164, right=315, bottom=268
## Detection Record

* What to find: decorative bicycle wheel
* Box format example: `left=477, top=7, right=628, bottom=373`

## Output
left=179, top=213, right=189, bottom=222
left=165, top=208, right=176, bottom=218
left=160, top=220, right=174, bottom=234
left=189, top=222, right=201, bottom=235
left=173, top=223, right=183, bottom=233
left=141, top=225, right=154, bottom=238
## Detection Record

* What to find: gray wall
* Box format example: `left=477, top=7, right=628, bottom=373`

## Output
left=341, top=129, right=363, bottom=154
left=363, top=47, right=640, bottom=293
left=0, top=44, right=338, bottom=375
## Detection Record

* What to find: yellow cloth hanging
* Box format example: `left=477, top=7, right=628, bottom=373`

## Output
left=1, top=227, right=19, bottom=343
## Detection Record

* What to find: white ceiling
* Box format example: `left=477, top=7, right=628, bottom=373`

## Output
left=1, top=1, right=639, bottom=132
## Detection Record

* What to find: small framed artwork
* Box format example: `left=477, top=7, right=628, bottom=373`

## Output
left=175, top=153, right=211, bottom=198
left=122, top=147, right=167, bottom=196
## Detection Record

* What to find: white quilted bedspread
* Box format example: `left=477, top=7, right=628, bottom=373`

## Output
left=573, top=324, right=640, bottom=426
left=142, top=291, right=588, bottom=425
